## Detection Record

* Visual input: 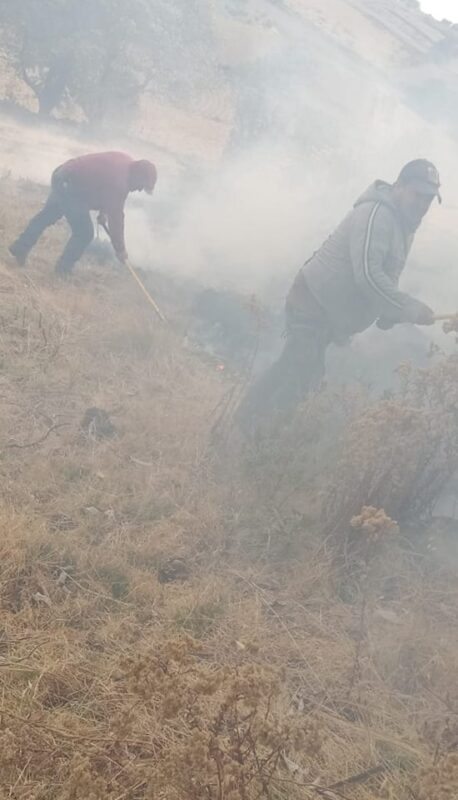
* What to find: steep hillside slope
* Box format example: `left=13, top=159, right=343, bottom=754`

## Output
left=1, top=3, right=458, bottom=797
left=0, top=174, right=457, bottom=799
left=2, top=0, right=456, bottom=166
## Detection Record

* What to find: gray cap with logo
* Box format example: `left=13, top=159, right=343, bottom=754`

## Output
left=396, top=159, right=441, bottom=203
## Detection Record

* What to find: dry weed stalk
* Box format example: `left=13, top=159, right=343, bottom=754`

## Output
left=324, top=356, right=458, bottom=533
left=121, top=635, right=323, bottom=799
left=347, top=506, right=398, bottom=695
left=413, top=753, right=458, bottom=799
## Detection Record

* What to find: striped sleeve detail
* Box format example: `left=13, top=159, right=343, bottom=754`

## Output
left=362, top=202, right=403, bottom=310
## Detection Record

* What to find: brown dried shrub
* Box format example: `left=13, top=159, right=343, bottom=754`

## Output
left=324, top=356, right=458, bottom=533
left=121, top=635, right=324, bottom=799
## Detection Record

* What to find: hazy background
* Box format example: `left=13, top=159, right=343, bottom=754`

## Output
left=1, top=0, right=458, bottom=374
left=421, top=0, right=458, bottom=22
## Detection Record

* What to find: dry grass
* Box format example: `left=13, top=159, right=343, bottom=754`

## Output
left=0, top=177, right=456, bottom=798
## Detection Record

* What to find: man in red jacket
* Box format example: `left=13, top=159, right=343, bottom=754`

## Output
left=9, top=151, right=157, bottom=276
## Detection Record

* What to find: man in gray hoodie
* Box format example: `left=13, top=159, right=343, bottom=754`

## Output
left=237, top=159, right=441, bottom=430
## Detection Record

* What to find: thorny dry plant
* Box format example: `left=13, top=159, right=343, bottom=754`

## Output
left=121, top=635, right=324, bottom=799
left=322, top=356, right=458, bottom=534
left=347, top=506, right=399, bottom=695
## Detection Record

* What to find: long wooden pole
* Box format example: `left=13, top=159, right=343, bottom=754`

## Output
left=124, top=259, right=167, bottom=323
left=99, top=221, right=167, bottom=323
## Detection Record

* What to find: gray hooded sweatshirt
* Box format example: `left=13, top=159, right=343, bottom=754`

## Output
left=291, top=181, right=421, bottom=337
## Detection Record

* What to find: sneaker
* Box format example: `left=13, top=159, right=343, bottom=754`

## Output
left=8, top=243, right=27, bottom=267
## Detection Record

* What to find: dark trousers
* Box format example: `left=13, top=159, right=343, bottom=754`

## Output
left=236, top=293, right=330, bottom=433
left=11, top=169, right=94, bottom=273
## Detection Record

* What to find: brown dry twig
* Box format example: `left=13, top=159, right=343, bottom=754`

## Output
left=326, top=764, right=386, bottom=790
left=0, top=640, right=50, bottom=667
left=5, top=422, right=69, bottom=449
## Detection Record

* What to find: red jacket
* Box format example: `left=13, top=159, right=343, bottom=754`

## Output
left=59, top=152, right=134, bottom=256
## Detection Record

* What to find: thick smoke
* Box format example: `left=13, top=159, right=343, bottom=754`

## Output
left=2, top=0, right=458, bottom=367
left=125, top=29, right=458, bottom=320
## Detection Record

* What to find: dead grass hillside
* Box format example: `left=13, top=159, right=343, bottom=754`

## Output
left=0, top=177, right=456, bottom=799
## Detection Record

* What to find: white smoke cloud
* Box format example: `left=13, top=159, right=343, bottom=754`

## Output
left=3, top=0, right=458, bottom=331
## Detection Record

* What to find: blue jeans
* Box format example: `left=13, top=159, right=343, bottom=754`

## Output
left=11, top=168, right=94, bottom=273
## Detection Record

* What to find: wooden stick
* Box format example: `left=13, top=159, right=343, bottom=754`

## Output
left=99, top=220, right=167, bottom=323
left=124, top=259, right=167, bottom=323
left=433, top=314, right=458, bottom=322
